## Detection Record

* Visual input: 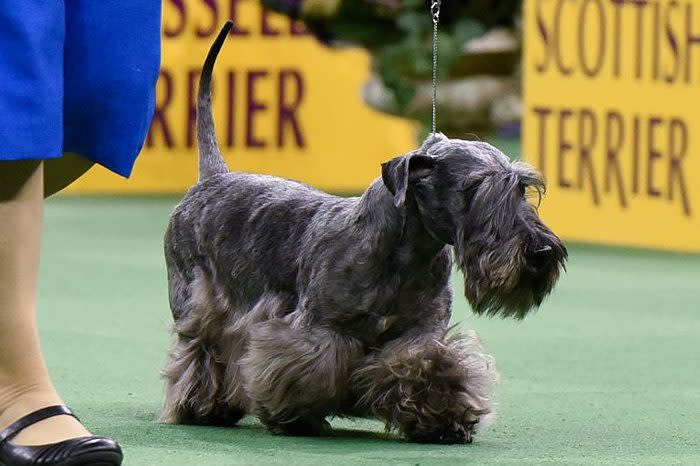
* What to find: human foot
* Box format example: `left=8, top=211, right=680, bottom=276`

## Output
left=0, top=389, right=91, bottom=446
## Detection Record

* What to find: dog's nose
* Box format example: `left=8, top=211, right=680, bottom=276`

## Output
left=527, top=245, right=554, bottom=270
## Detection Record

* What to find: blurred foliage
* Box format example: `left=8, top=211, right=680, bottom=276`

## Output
left=263, top=0, right=521, bottom=110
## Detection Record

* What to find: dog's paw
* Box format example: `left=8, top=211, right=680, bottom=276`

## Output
left=404, top=411, right=480, bottom=445
left=351, top=330, right=497, bottom=444
left=264, top=417, right=331, bottom=437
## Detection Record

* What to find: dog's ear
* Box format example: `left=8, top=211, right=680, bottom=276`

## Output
left=381, top=151, right=434, bottom=207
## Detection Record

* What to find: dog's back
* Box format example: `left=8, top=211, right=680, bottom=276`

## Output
left=165, top=170, right=355, bottom=319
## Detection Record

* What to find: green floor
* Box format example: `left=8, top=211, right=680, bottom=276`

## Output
left=39, top=197, right=699, bottom=465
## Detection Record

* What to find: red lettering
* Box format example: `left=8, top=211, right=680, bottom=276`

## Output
left=229, top=0, right=250, bottom=36
left=246, top=70, right=268, bottom=148
left=532, top=107, right=552, bottom=176
left=278, top=69, right=305, bottom=148
left=578, top=109, right=600, bottom=204
left=685, top=3, right=700, bottom=82
left=647, top=117, right=663, bottom=197
left=196, top=0, right=219, bottom=38
left=665, top=0, right=682, bottom=83
left=578, top=0, right=606, bottom=77
left=631, top=116, right=641, bottom=194
left=668, top=119, right=690, bottom=215
left=261, top=8, right=281, bottom=36
left=535, top=0, right=552, bottom=73
left=164, top=0, right=186, bottom=38
left=554, top=0, right=574, bottom=75
left=604, top=112, right=627, bottom=207
left=558, top=109, right=574, bottom=188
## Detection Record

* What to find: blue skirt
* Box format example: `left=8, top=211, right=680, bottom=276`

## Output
left=0, top=0, right=161, bottom=177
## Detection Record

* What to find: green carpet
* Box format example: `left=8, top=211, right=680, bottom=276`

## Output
left=39, top=197, right=699, bottom=465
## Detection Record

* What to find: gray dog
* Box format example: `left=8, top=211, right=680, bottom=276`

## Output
left=160, top=22, right=567, bottom=444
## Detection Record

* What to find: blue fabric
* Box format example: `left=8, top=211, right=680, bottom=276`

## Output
left=0, top=0, right=161, bottom=177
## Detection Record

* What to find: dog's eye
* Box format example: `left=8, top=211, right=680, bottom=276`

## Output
left=518, top=183, right=526, bottom=196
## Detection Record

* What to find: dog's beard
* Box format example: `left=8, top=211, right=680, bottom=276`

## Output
left=455, top=229, right=566, bottom=319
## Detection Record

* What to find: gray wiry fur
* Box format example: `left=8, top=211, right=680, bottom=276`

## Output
left=160, top=21, right=566, bottom=444
left=351, top=330, right=498, bottom=444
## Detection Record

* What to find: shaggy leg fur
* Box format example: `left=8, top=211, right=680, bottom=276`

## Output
left=350, top=330, right=498, bottom=444
left=160, top=333, right=245, bottom=426
left=160, top=270, right=252, bottom=426
left=241, top=317, right=363, bottom=436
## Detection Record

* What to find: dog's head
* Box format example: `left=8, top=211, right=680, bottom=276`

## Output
left=382, top=133, right=567, bottom=319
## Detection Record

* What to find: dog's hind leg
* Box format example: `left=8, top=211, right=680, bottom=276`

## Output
left=349, top=330, right=499, bottom=444
left=160, top=333, right=245, bottom=426
left=160, top=268, right=246, bottom=426
left=241, top=316, right=363, bottom=436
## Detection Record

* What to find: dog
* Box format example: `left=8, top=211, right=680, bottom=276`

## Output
left=160, top=21, right=567, bottom=444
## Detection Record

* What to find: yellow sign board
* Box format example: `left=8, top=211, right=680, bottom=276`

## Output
left=523, top=0, right=700, bottom=252
left=67, top=0, right=417, bottom=194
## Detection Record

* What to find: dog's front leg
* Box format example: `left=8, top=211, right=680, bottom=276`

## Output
left=350, top=330, right=499, bottom=444
left=241, top=317, right=363, bottom=436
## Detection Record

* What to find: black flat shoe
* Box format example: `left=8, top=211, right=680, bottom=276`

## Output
left=0, top=405, right=122, bottom=466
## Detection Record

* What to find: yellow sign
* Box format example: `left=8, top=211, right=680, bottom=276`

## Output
left=67, top=0, right=416, bottom=194
left=523, top=0, right=700, bottom=252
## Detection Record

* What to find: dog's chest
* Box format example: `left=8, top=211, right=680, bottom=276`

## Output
left=323, top=274, right=452, bottom=347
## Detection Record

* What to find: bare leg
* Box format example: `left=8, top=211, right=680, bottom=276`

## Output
left=0, top=160, right=91, bottom=445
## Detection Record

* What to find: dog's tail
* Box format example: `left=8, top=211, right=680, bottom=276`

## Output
left=197, top=21, right=232, bottom=181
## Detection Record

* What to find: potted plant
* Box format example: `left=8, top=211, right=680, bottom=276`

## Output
left=263, top=0, right=523, bottom=138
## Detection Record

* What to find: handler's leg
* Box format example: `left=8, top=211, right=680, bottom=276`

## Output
left=0, top=161, right=91, bottom=445
left=43, top=152, right=94, bottom=198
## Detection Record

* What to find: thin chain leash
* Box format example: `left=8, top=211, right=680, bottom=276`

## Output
left=430, top=0, right=441, bottom=135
